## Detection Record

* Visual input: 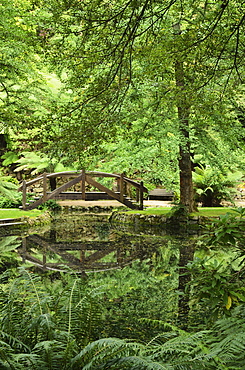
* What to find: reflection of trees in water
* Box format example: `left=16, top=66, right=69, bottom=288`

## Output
left=177, top=239, right=195, bottom=330
left=0, top=214, right=197, bottom=330
left=19, top=230, right=177, bottom=274
left=18, top=226, right=196, bottom=332
left=148, top=236, right=196, bottom=330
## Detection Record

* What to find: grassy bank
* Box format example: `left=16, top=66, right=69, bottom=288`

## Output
left=0, top=209, right=43, bottom=219
left=126, top=207, right=239, bottom=218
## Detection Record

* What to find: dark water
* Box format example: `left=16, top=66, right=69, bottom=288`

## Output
left=0, top=212, right=215, bottom=330
left=1, top=211, right=243, bottom=336
left=0, top=212, right=192, bottom=274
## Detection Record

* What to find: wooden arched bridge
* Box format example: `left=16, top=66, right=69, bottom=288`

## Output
left=19, top=170, right=148, bottom=210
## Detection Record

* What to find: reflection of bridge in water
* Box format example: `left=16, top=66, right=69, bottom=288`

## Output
left=19, top=233, right=154, bottom=274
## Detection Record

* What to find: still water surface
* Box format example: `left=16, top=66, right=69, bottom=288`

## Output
left=0, top=211, right=220, bottom=331
left=1, top=212, right=190, bottom=274
left=0, top=213, right=192, bottom=273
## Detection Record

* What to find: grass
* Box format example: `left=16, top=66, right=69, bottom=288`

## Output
left=125, top=206, right=239, bottom=218
left=0, top=209, right=43, bottom=220
left=193, top=207, right=238, bottom=218
left=0, top=206, right=240, bottom=220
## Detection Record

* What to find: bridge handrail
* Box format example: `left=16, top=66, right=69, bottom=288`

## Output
left=18, top=171, right=148, bottom=192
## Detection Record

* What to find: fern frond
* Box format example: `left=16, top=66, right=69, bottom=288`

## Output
left=0, top=237, right=21, bottom=253
left=12, top=353, right=40, bottom=368
left=32, top=340, right=69, bottom=370
left=115, top=355, right=173, bottom=369
left=71, top=337, right=143, bottom=369
left=0, top=332, right=30, bottom=352
left=57, top=279, right=103, bottom=346
left=206, top=305, right=245, bottom=368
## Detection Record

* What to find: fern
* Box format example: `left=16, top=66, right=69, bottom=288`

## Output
left=56, top=279, right=103, bottom=347
left=207, top=305, right=245, bottom=368
left=0, top=333, right=30, bottom=353
left=71, top=337, right=143, bottom=369
left=0, top=180, right=18, bottom=200
left=72, top=334, right=214, bottom=370
left=0, top=267, right=244, bottom=369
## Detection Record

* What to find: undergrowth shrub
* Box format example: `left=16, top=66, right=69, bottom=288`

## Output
left=37, top=199, right=62, bottom=211
left=0, top=266, right=244, bottom=369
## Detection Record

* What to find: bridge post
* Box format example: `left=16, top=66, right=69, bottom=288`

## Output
left=81, top=169, right=86, bottom=200
left=120, top=173, right=124, bottom=202
left=22, top=180, right=27, bottom=210
left=43, top=172, right=47, bottom=202
left=139, top=181, right=144, bottom=210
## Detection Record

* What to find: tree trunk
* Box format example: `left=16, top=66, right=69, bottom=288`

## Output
left=173, top=22, right=196, bottom=213
left=178, top=121, right=196, bottom=213
left=175, top=58, right=196, bottom=213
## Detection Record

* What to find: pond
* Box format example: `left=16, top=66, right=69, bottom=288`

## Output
left=0, top=209, right=243, bottom=338
left=1, top=211, right=194, bottom=274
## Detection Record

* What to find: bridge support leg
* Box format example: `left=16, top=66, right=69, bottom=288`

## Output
left=22, top=180, right=27, bottom=210
left=139, top=181, right=144, bottom=210
left=43, top=172, right=47, bottom=202
left=81, top=169, right=86, bottom=200
left=120, top=173, right=124, bottom=203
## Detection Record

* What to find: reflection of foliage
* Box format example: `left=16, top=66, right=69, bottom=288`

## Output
left=89, top=251, right=179, bottom=341
left=94, top=222, right=110, bottom=241
left=0, top=246, right=244, bottom=369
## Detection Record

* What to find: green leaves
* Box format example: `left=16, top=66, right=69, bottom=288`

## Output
left=13, top=151, right=76, bottom=175
left=193, top=165, right=243, bottom=206
left=0, top=268, right=104, bottom=368
left=202, top=209, right=245, bottom=247
left=0, top=170, right=18, bottom=201
left=187, top=245, right=245, bottom=322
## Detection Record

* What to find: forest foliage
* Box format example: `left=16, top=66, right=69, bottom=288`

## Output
left=1, top=0, right=245, bottom=209
left=0, top=219, right=245, bottom=369
left=0, top=2, right=245, bottom=367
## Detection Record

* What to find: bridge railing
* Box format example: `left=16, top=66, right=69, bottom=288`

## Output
left=18, top=170, right=148, bottom=210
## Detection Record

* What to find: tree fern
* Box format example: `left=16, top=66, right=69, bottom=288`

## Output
left=0, top=179, right=18, bottom=200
